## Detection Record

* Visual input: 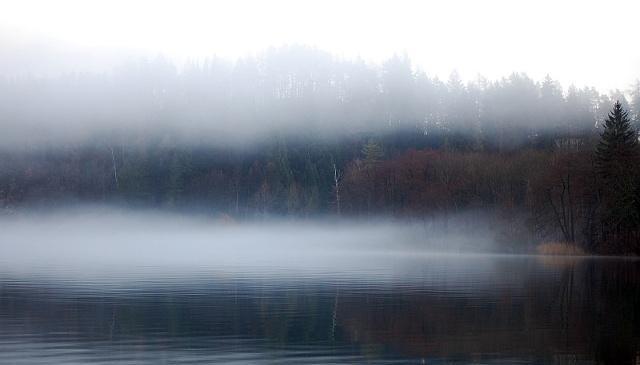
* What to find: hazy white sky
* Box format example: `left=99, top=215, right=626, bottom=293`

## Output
left=1, top=0, right=639, bottom=91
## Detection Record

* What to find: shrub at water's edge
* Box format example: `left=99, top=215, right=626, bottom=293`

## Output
left=536, top=242, right=586, bottom=256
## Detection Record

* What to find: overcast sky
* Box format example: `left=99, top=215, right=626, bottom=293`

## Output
left=1, top=0, right=638, bottom=92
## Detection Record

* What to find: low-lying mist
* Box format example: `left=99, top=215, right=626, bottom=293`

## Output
left=0, top=207, right=502, bottom=278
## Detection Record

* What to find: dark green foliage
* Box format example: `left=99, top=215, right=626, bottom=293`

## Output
left=595, top=101, right=638, bottom=175
left=361, top=139, right=384, bottom=167
left=595, top=101, right=640, bottom=251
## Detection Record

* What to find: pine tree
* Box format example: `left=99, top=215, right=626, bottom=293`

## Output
left=631, top=80, right=640, bottom=131
left=595, top=101, right=638, bottom=178
left=362, top=139, right=384, bottom=168
left=594, top=101, right=640, bottom=250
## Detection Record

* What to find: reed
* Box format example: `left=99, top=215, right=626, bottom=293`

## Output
left=536, top=242, right=586, bottom=256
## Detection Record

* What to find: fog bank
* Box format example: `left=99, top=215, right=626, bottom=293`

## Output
left=0, top=46, right=634, bottom=149
left=0, top=207, right=501, bottom=277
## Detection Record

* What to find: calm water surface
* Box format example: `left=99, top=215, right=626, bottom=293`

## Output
left=0, top=224, right=639, bottom=364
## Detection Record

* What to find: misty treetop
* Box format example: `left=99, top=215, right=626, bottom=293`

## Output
left=0, top=45, right=637, bottom=149
left=596, top=101, right=639, bottom=175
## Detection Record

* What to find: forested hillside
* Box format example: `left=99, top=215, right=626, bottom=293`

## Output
left=1, top=46, right=639, bottom=253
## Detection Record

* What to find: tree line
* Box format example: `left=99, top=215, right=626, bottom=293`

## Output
left=1, top=46, right=639, bottom=148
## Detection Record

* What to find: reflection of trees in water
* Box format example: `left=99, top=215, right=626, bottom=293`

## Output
left=545, top=259, right=640, bottom=364
left=330, top=287, right=339, bottom=343
left=0, top=260, right=639, bottom=363
left=556, top=258, right=575, bottom=349
left=335, top=259, right=640, bottom=364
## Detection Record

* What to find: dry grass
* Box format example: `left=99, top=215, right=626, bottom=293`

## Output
left=536, top=242, right=586, bottom=256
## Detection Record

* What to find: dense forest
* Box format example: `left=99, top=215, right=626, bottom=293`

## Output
left=1, top=46, right=639, bottom=254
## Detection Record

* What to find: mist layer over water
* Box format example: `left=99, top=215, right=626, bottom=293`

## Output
left=0, top=209, right=638, bottom=364
left=0, top=208, right=499, bottom=277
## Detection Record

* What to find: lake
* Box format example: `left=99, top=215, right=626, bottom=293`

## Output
left=0, top=214, right=638, bottom=364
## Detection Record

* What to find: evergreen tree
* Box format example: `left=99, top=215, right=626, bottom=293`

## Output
left=631, top=80, right=640, bottom=131
left=166, top=150, right=192, bottom=206
left=595, top=101, right=638, bottom=177
left=595, top=101, right=640, bottom=250
left=362, top=139, right=384, bottom=168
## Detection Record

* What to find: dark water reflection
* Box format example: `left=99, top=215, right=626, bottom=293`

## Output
left=1, top=253, right=639, bottom=364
